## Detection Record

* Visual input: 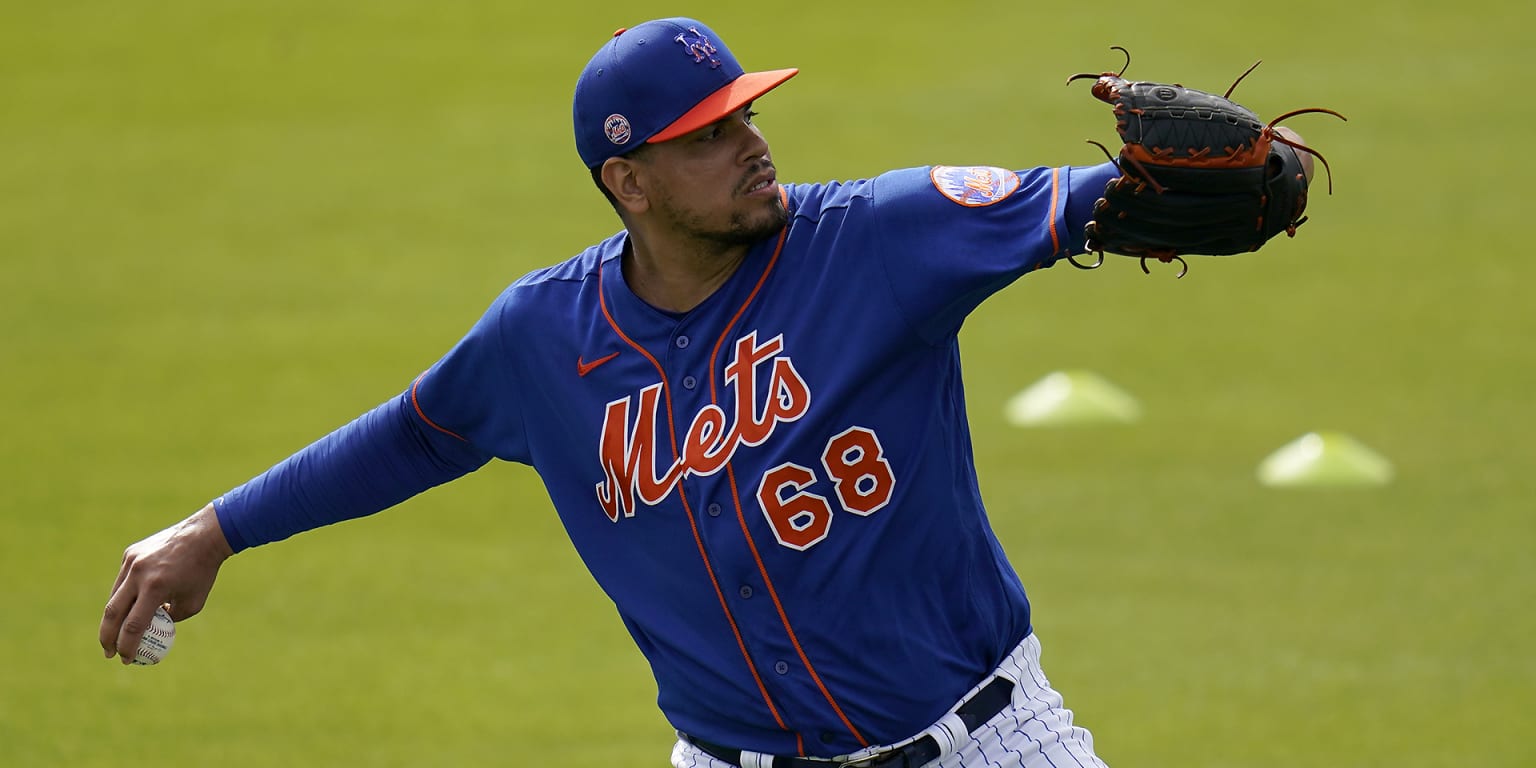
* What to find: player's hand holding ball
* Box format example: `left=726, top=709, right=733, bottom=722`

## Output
left=100, top=503, right=231, bottom=665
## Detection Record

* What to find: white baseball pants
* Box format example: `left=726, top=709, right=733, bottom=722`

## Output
left=670, top=633, right=1109, bottom=768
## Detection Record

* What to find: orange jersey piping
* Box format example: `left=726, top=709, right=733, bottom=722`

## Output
left=597, top=254, right=792, bottom=736
left=411, top=373, right=469, bottom=442
left=707, top=202, right=872, bottom=748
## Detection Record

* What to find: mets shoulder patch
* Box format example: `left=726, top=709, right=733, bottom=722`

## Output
left=929, top=165, right=1021, bottom=207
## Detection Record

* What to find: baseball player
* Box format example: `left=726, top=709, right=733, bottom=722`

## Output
left=101, top=17, right=1324, bottom=768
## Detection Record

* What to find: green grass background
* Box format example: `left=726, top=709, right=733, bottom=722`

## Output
left=3, top=1, right=1532, bottom=766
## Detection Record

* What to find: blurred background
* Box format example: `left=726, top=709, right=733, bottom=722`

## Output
left=3, top=2, right=1532, bottom=766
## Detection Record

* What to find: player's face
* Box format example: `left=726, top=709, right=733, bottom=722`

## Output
left=639, top=105, right=787, bottom=248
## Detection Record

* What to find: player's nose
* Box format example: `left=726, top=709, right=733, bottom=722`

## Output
left=739, top=124, right=771, bottom=164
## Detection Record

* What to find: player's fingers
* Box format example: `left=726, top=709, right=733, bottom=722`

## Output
left=100, top=550, right=139, bottom=658
left=100, top=587, right=135, bottom=659
left=109, top=549, right=132, bottom=597
left=1274, top=126, right=1314, bottom=182
left=115, top=597, right=160, bottom=665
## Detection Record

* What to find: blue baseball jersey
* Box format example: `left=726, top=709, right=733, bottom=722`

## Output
left=216, top=162, right=1116, bottom=757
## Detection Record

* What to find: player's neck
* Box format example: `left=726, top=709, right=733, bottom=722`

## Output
left=623, top=235, right=750, bottom=314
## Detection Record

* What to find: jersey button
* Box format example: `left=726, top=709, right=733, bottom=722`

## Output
left=738, top=585, right=753, bottom=599
left=675, top=335, right=690, bottom=349
left=774, top=661, right=789, bottom=675
left=706, top=503, right=722, bottom=517
left=682, top=375, right=697, bottom=390
left=819, top=732, right=837, bottom=745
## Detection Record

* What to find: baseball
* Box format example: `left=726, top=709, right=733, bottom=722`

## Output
left=133, top=605, right=176, bottom=665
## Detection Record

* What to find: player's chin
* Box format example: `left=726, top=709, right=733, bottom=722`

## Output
left=719, top=205, right=787, bottom=245
left=751, top=198, right=789, bottom=235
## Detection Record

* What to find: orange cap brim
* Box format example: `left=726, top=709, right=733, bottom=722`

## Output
left=648, top=68, right=799, bottom=144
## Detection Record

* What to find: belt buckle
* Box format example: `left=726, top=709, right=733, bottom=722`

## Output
left=836, top=747, right=900, bottom=768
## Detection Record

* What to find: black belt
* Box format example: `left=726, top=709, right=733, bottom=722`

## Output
left=690, top=676, right=1015, bottom=768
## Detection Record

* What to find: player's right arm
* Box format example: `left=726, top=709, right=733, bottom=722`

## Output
left=99, top=292, right=519, bottom=664
left=98, top=391, right=494, bottom=664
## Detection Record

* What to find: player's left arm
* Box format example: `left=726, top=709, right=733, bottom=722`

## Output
left=1063, top=162, right=1120, bottom=253
left=870, top=161, right=1118, bottom=344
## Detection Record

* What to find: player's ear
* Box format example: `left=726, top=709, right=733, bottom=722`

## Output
left=601, top=156, right=650, bottom=215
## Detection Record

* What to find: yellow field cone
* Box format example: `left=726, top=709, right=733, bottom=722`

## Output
left=1005, top=370, right=1141, bottom=427
left=1257, top=431, right=1394, bottom=487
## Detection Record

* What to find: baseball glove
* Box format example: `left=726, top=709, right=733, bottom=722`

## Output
left=1067, top=49, right=1345, bottom=276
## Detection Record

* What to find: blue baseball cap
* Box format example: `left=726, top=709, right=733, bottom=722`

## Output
left=573, top=18, right=798, bottom=168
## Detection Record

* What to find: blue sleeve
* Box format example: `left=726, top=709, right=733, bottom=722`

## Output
left=209, top=294, right=526, bottom=552
left=212, top=392, right=493, bottom=552
left=1065, top=162, right=1116, bottom=250
left=872, top=161, right=1118, bottom=343
left=406, top=292, right=531, bottom=463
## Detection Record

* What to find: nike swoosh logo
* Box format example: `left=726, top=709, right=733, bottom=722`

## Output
left=577, top=352, right=621, bottom=377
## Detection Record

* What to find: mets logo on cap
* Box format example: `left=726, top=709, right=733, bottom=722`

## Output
left=604, top=114, right=631, bottom=146
left=674, top=26, right=721, bottom=68
left=930, top=166, right=1021, bottom=207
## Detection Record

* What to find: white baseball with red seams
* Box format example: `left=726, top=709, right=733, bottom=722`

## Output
left=133, top=606, right=175, bottom=665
